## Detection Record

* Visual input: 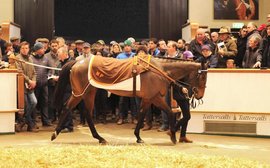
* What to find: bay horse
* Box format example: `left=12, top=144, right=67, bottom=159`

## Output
left=51, top=56, right=207, bottom=144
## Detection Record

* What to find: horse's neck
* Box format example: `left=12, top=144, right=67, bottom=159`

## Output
left=158, top=60, right=200, bottom=80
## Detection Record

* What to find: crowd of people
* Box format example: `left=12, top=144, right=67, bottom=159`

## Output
left=0, top=16, right=270, bottom=142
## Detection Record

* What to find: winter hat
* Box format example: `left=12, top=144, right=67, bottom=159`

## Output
left=33, top=42, right=44, bottom=51
left=183, top=51, right=194, bottom=59
left=201, top=45, right=211, bottom=51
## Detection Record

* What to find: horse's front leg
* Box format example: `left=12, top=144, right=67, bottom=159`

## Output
left=134, top=99, right=150, bottom=143
left=153, top=96, right=177, bottom=144
left=83, top=90, right=107, bottom=144
left=51, top=95, right=81, bottom=141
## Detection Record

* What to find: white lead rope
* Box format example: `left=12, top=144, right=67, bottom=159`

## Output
left=11, top=57, right=62, bottom=71
left=23, top=61, right=62, bottom=71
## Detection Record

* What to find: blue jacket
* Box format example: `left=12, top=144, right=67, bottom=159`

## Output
left=116, top=52, right=135, bottom=59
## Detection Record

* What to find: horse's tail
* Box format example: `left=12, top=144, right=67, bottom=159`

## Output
left=54, top=60, right=77, bottom=110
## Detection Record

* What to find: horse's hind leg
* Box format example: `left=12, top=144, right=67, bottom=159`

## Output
left=134, top=99, right=151, bottom=143
left=83, top=89, right=107, bottom=144
left=51, top=95, right=81, bottom=141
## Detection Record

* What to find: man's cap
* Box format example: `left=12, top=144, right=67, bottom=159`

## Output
left=183, top=51, right=194, bottom=59
left=110, top=41, right=117, bottom=45
left=201, top=44, right=211, bottom=51
left=33, top=42, right=44, bottom=51
left=97, top=40, right=105, bottom=45
left=218, top=27, right=231, bottom=34
left=83, top=42, right=91, bottom=48
left=36, top=38, right=49, bottom=43
left=258, top=24, right=266, bottom=31
left=10, top=37, right=20, bottom=42
left=124, top=39, right=132, bottom=46
left=127, top=37, right=135, bottom=43
left=75, top=40, right=84, bottom=44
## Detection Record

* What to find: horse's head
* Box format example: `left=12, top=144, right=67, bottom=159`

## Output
left=187, top=61, right=207, bottom=100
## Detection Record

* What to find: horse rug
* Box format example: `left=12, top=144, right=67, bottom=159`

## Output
left=88, top=55, right=148, bottom=91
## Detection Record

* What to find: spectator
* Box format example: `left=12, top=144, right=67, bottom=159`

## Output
left=0, top=27, right=7, bottom=58
left=260, top=23, right=270, bottom=68
left=216, top=27, right=237, bottom=68
left=242, top=36, right=262, bottom=68
left=31, top=42, right=53, bottom=126
left=74, top=40, right=84, bottom=57
left=109, top=43, right=122, bottom=58
left=1, top=42, right=14, bottom=62
left=116, top=39, right=137, bottom=125
left=246, top=22, right=262, bottom=48
left=148, top=38, right=159, bottom=56
left=15, top=41, right=38, bottom=132
left=45, top=39, right=60, bottom=123
left=189, top=28, right=215, bottom=60
left=76, top=42, right=93, bottom=61
left=177, top=39, right=186, bottom=53
left=226, top=59, right=236, bottom=68
left=96, top=39, right=110, bottom=57
left=156, top=39, right=167, bottom=57
left=164, top=41, right=182, bottom=58
left=205, top=31, right=211, bottom=40
left=260, top=13, right=270, bottom=38
left=197, top=45, right=218, bottom=68
left=235, top=25, right=248, bottom=68
left=10, top=37, right=20, bottom=54
left=210, top=32, right=219, bottom=45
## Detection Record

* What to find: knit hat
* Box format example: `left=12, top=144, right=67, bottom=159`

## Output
left=124, top=39, right=132, bottom=46
left=183, top=51, right=194, bottom=59
left=201, top=45, right=211, bottom=51
left=33, top=42, right=44, bottom=51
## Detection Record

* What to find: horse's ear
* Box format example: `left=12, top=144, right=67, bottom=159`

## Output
left=201, top=59, right=206, bottom=70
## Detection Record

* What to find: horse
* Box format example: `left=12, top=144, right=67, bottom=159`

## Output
left=51, top=56, right=207, bottom=144
left=234, top=0, right=255, bottom=20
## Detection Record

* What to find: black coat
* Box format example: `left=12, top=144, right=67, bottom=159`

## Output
left=260, top=36, right=270, bottom=68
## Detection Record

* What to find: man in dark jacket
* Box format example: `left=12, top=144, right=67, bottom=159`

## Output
left=55, top=47, right=74, bottom=132
left=189, top=28, right=215, bottom=60
left=235, top=25, right=248, bottom=68
left=31, top=42, right=53, bottom=126
left=260, top=23, right=270, bottom=68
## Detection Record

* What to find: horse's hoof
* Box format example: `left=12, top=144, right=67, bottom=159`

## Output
left=51, top=131, right=58, bottom=141
left=136, top=139, right=144, bottom=143
left=166, top=131, right=177, bottom=144
left=99, top=139, right=108, bottom=145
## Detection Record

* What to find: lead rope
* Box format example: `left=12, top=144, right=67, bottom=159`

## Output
left=72, top=82, right=91, bottom=98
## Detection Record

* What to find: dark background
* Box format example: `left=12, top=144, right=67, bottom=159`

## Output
left=15, top=0, right=188, bottom=44
left=55, top=0, right=149, bottom=42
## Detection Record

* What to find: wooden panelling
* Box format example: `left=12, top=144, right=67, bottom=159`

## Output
left=149, top=0, right=188, bottom=40
left=14, top=0, right=54, bottom=45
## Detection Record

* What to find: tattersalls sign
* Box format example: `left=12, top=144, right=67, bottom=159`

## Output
left=203, top=114, right=269, bottom=122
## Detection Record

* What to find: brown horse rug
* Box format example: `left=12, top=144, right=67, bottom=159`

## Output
left=88, top=55, right=149, bottom=91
